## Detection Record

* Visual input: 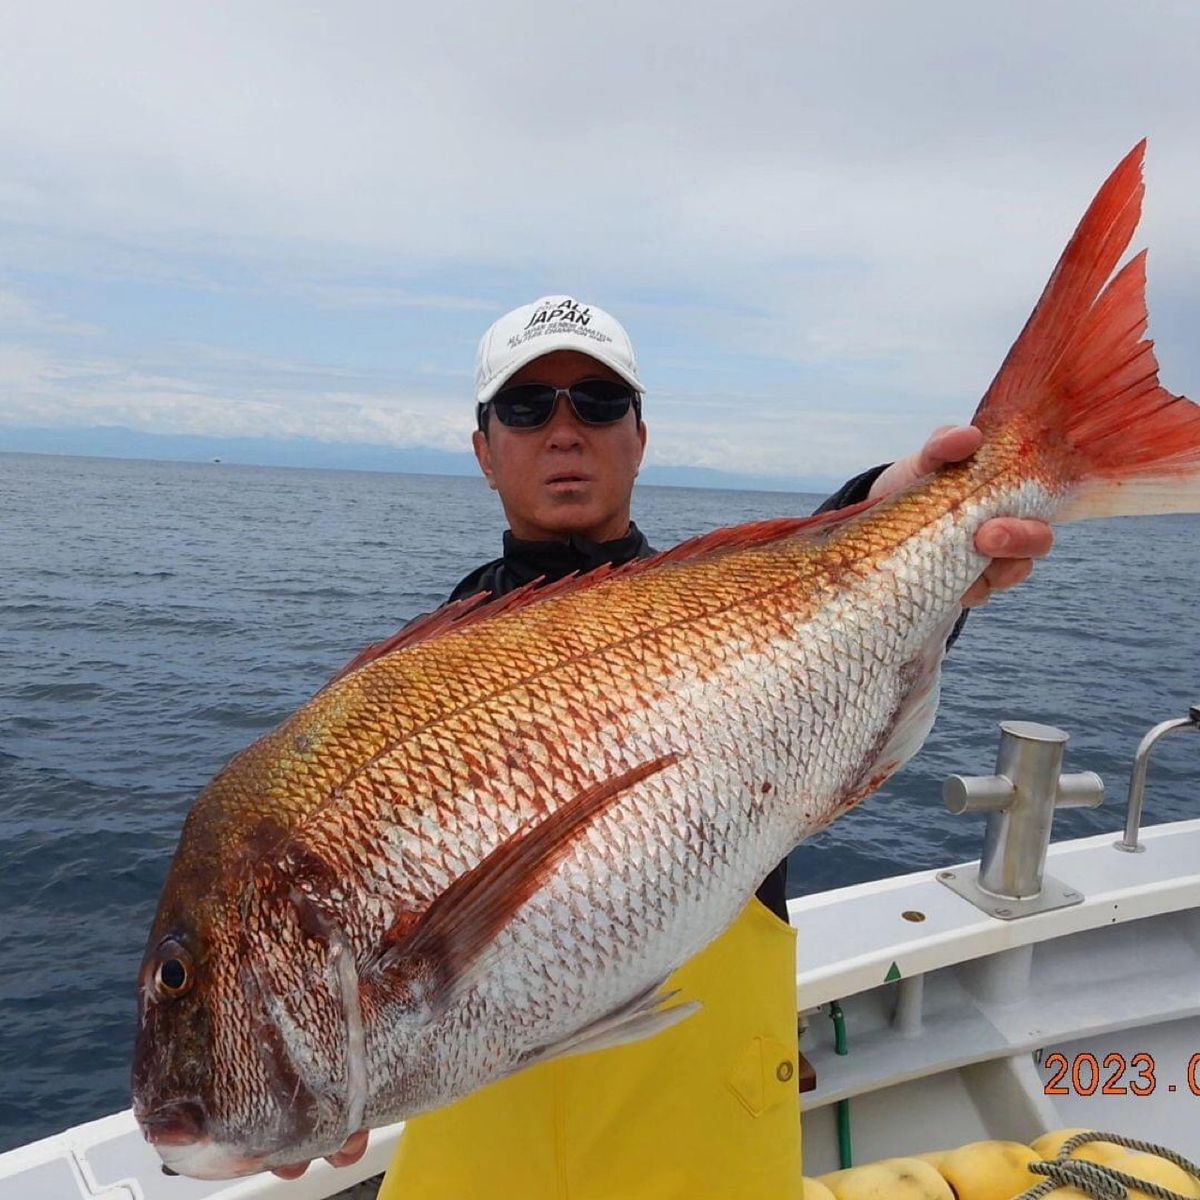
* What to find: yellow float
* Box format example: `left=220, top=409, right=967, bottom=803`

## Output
left=800, top=1180, right=838, bottom=1200
left=803, top=1130, right=1200, bottom=1200
left=817, top=1157, right=953, bottom=1199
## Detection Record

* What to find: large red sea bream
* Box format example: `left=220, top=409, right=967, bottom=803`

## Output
left=133, top=143, right=1200, bottom=1178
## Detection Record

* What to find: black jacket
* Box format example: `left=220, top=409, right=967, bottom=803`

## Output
left=444, top=464, right=893, bottom=922
left=448, top=522, right=657, bottom=603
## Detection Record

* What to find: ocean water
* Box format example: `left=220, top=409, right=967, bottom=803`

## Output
left=1, top=450, right=1198, bottom=1153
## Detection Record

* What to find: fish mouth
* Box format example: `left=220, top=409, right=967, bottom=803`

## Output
left=137, top=1095, right=309, bottom=1180
left=138, top=1099, right=208, bottom=1147
left=150, top=1130, right=368, bottom=1181
left=150, top=1137, right=269, bottom=1181
left=136, top=1099, right=281, bottom=1180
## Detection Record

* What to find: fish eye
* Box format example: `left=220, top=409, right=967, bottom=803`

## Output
left=154, top=945, right=193, bottom=999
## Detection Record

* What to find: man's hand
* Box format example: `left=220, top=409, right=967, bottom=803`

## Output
left=271, top=1129, right=369, bottom=1180
left=867, top=425, right=1054, bottom=609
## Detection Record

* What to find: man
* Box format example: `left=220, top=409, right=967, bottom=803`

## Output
left=281, top=296, right=1052, bottom=1194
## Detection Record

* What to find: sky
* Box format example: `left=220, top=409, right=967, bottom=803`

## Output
left=3, top=1, right=1200, bottom=486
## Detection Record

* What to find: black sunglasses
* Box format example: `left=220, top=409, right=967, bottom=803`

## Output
left=479, top=380, right=641, bottom=431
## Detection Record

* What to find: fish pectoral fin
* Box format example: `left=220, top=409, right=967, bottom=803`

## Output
left=364, top=753, right=681, bottom=1022
left=520, top=985, right=701, bottom=1070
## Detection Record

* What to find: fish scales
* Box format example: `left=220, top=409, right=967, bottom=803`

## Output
left=293, top=476, right=991, bottom=1118
left=171, top=460, right=1002, bottom=1171
left=243, top=479, right=984, bottom=1146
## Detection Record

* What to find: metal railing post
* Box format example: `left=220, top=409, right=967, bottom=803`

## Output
left=1115, top=705, right=1200, bottom=853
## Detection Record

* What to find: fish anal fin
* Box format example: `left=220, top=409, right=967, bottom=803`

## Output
left=835, top=610, right=958, bottom=818
left=869, top=612, right=956, bottom=778
left=364, top=753, right=681, bottom=1021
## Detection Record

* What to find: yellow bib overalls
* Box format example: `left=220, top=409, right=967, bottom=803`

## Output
left=378, top=897, right=802, bottom=1199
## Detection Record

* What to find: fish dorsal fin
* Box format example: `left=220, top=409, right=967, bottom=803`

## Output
left=326, top=569, right=623, bottom=684
left=332, top=500, right=879, bottom=682
left=646, top=501, right=877, bottom=567
left=363, top=752, right=681, bottom=1022
left=327, top=591, right=493, bottom=684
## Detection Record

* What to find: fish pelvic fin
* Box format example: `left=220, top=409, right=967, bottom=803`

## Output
left=974, top=139, right=1200, bottom=521
left=519, top=985, right=701, bottom=1071
left=364, top=752, right=681, bottom=1022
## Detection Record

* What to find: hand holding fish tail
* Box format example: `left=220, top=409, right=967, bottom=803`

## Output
left=869, top=423, right=1055, bottom=607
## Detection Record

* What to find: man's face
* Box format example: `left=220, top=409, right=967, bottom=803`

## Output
left=473, top=350, right=648, bottom=543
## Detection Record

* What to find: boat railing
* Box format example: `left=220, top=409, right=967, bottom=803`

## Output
left=939, top=705, right=1200, bottom=915
left=1115, top=703, right=1200, bottom=854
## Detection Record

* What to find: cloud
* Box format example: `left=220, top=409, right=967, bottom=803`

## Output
left=0, top=287, right=100, bottom=338
left=2, top=2, right=1199, bottom=478
left=293, top=285, right=498, bottom=314
left=0, top=345, right=61, bottom=391
left=0, top=340, right=476, bottom=451
left=0, top=334, right=898, bottom=479
left=4, top=3, right=1196, bottom=262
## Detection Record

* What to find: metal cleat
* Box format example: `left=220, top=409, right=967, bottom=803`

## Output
left=939, top=721, right=1103, bottom=919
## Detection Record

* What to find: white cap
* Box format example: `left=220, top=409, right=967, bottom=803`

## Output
left=474, top=295, right=643, bottom=404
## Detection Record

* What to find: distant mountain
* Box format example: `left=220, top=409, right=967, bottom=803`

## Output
left=0, top=425, right=839, bottom=494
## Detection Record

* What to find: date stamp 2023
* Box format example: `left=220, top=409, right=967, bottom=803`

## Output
left=1041, top=1052, right=1200, bottom=1097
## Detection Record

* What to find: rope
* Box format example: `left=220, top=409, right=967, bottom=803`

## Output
left=1016, top=1131, right=1200, bottom=1200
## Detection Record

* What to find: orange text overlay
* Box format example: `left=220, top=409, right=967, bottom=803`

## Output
left=1042, top=1052, right=1200, bottom=1097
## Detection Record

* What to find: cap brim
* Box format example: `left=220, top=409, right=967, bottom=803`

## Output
left=476, top=334, right=643, bottom=403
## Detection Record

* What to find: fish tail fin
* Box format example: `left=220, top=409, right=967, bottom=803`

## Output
left=973, top=139, right=1200, bottom=522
